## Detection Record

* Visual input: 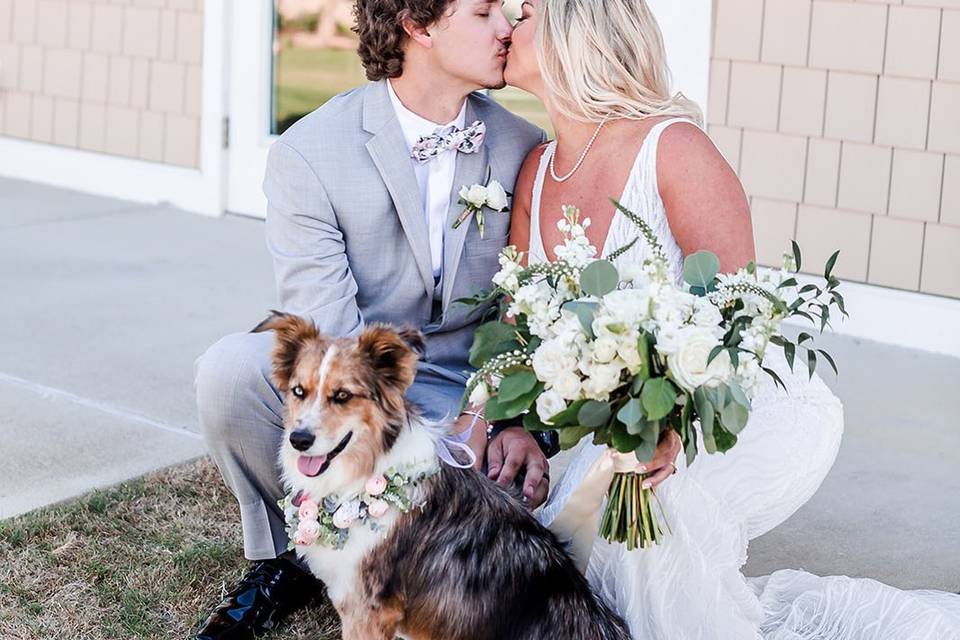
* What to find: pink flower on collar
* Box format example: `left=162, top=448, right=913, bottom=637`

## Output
left=365, top=475, right=388, bottom=496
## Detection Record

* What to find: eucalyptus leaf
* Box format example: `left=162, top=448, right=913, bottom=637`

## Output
left=713, top=424, right=738, bottom=452
left=727, top=380, right=751, bottom=410
left=685, top=427, right=699, bottom=467
left=636, top=333, right=652, bottom=380
left=720, top=401, right=749, bottom=434
left=548, top=399, right=587, bottom=427
left=640, top=377, right=676, bottom=421
left=497, top=370, right=538, bottom=403
left=559, top=425, right=594, bottom=450
left=634, top=438, right=657, bottom=465
left=484, top=382, right=544, bottom=421
left=617, top=398, right=644, bottom=427
left=523, top=410, right=547, bottom=432
left=562, top=300, right=599, bottom=339
left=611, top=427, right=643, bottom=454
left=580, top=260, right=620, bottom=297
left=468, top=321, right=521, bottom=368
left=625, top=417, right=649, bottom=435
left=578, top=400, right=612, bottom=428
left=683, top=251, right=721, bottom=290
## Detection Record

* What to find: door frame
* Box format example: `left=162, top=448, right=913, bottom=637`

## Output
left=224, top=0, right=279, bottom=218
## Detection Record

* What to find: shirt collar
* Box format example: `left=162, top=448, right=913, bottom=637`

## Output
left=387, top=79, right=467, bottom=151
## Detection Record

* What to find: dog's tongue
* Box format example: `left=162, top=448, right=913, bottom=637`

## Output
left=297, top=455, right=327, bottom=477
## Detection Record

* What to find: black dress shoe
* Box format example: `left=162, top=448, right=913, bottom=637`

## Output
left=196, top=557, right=321, bottom=639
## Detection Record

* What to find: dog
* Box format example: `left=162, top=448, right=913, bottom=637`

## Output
left=252, top=311, right=631, bottom=640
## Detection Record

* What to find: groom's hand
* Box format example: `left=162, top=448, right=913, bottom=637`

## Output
left=487, top=427, right=549, bottom=508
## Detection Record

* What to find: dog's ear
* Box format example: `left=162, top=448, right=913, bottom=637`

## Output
left=252, top=310, right=321, bottom=392
left=357, top=324, right=420, bottom=392
left=396, top=326, right=426, bottom=358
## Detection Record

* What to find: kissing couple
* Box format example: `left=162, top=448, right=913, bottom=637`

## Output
left=194, top=0, right=960, bottom=638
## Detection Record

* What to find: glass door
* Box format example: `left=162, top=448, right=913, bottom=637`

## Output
left=225, top=0, right=552, bottom=217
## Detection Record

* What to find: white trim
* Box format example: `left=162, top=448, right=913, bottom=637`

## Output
left=224, top=0, right=278, bottom=218
left=785, top=275, right=960, bottom=359
left=0, top=0, right=228, bottom=217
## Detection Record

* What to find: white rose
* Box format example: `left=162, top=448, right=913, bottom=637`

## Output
left=654, top=325, right=684, bottom=357
left=617, top=335, right=643, bottom=372
left=532, top=339, right=577, bottom=382
left=536, top=390, right=568, bottom=423
left=691, top=298, right=723, bottom=328
left=465, top=184, right=488, bottom=209
left=552, top=370, right=583, bottom=400
left=581, top=362, right=624, bottom=400
left=667, top=327, right=732, bottom=392
left=468, top=382, right=490, bottom=406
left=485, top=180, right=509, bottom=211
left=592, top=336, right=619, bottom=363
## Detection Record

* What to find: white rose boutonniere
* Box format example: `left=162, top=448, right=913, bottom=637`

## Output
left=453, top=167, right=511, bottom=238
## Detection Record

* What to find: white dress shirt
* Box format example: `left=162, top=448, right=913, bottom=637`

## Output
left=387, top=80, right=466, bottom=293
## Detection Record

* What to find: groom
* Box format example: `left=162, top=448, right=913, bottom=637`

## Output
left=192, top=0, right=551, bottom=638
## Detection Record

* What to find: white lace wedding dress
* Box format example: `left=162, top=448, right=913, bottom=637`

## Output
left=530, top=118, right=960, bottom=639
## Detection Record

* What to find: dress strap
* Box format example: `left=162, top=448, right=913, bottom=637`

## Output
left=529, top=141, right=556, bottom=264
left=637, top=117, right=699, bottom=204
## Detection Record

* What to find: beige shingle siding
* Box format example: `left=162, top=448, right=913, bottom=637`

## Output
left=710, top=0, right=960, bottom=298
left=0, top=0, right=204, bottom=169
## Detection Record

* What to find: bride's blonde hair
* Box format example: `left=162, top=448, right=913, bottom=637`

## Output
left=537, top=0, right=703, bottom=125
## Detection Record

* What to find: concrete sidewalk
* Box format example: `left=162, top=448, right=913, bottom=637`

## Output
left=1, top=176, right=958, bottom=591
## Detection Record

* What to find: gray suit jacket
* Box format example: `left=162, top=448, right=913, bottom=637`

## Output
left=262, top=80, right=545, bottom=383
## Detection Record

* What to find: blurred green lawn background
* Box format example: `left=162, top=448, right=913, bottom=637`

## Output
left=272, top=46, right=553, bottom=136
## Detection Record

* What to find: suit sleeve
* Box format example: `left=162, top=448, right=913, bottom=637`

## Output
left=263, top=140, right=364, bottom=336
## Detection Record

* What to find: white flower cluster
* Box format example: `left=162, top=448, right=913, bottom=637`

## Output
left=459, top=180, right=509, bottom=212
left=473, top=202, right=805, bottom=427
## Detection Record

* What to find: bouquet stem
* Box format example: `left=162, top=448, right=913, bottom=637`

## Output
left=599, top=472, right=662, bottom=549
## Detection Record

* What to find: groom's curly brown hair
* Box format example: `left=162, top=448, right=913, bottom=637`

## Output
left=353, top=0, right=456, bottom=80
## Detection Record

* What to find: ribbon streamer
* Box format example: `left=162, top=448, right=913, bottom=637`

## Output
left=549, top=448, right=646, bottom=571
left=436, top=422, right=477, bottom=469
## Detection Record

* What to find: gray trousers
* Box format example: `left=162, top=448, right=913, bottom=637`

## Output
left=194, top=330, right=465, bottom=560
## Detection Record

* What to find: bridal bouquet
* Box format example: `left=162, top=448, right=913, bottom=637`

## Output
left=461, top=203, right=847, bottom=550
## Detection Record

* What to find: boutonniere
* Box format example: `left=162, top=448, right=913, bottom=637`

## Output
left=453, top=167, right=510, bottom=238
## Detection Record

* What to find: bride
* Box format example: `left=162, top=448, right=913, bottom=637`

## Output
left=498, top=0, right=960, bottom=637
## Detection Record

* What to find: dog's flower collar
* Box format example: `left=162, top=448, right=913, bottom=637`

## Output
left=280, top=461, right=438, bottom=550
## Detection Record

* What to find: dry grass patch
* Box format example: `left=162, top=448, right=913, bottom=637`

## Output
left=0, top=457, right=341, bottom=640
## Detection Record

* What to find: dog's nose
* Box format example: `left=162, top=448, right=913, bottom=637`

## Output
left=289, top=430, right=315, bottom=451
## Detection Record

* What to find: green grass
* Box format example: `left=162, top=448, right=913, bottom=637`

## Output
left=0, top=458, right=340, bottom=640
left=272, top=45, right=553, bottom=136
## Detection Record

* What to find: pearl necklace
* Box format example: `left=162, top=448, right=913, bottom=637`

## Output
left=549, top=120, right=606, bottom=183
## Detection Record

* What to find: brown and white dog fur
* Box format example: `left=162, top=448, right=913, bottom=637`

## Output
left=253, top=311, right=631, bottom=640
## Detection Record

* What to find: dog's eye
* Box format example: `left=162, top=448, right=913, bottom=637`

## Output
left=332, top=390, right=353, bottom=404
left=292, top=385, right=305, bottom=399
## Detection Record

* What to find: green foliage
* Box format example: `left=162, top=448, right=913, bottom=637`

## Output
left=580, top=260, right=620, bottom=297
left=640, top=377, right=676, bottom=421
left=683, top=250, right=720, bottom=293
left=578, top=400, right=612, bottom=428
left=497, top=370, right=538, bottom=403
left=468, top=321, right=520, bottom=368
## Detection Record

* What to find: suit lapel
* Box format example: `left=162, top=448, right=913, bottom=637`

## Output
left=441, top=97, right=489, bottom=312
left=363, top=81, right=435, bottom=300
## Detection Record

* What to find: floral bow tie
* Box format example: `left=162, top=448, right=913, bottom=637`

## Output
left=410, top=120, right=486, bottom=164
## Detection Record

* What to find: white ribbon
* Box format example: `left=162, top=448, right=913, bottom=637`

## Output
left=550, top=448, right=646, bottom=572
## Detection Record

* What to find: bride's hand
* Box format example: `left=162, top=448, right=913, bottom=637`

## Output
left=639, top=430, right=682, bottom=490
